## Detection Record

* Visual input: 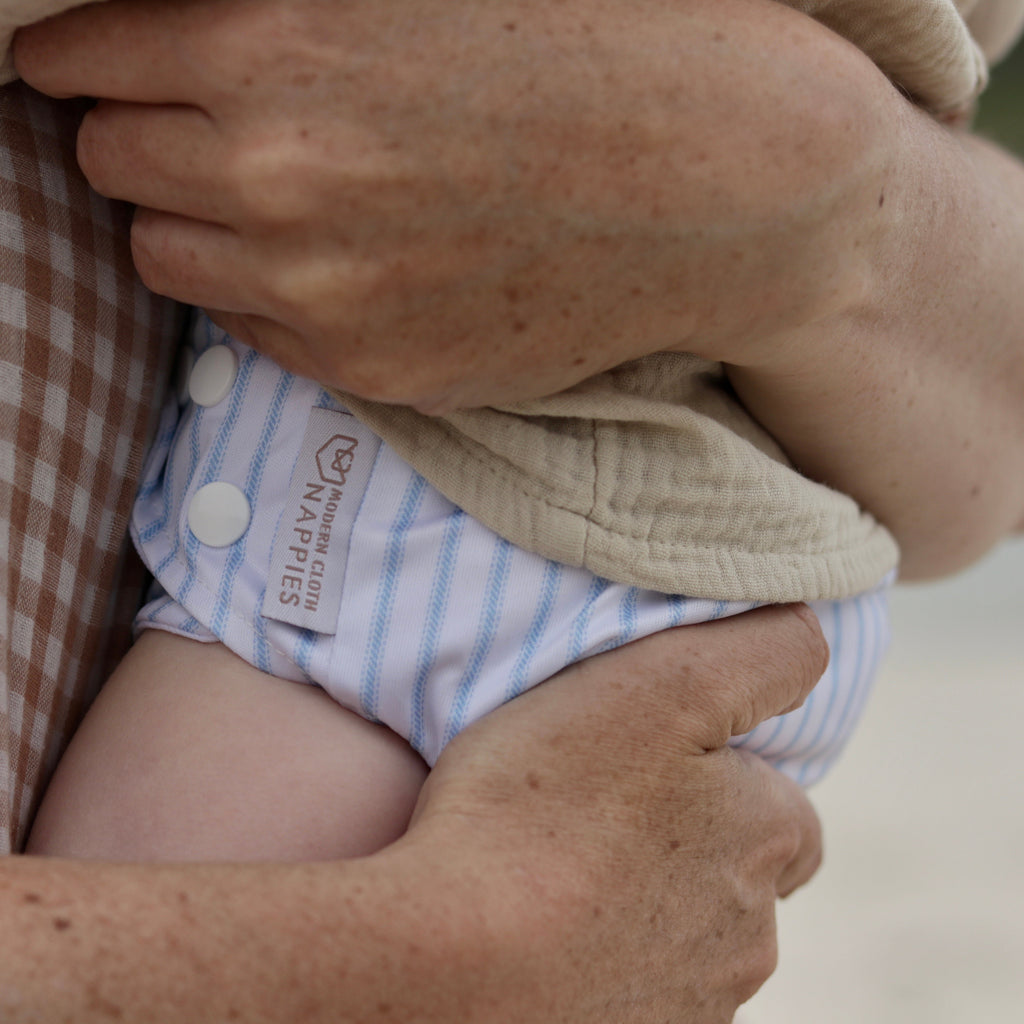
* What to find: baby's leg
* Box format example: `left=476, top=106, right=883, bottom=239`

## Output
left=26, top=631, right=427, bottom=861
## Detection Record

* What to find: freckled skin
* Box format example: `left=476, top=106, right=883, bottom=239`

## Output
left=18, top=0, right=899, bottom=415
left=8, top=0, right=1024, bottom=1018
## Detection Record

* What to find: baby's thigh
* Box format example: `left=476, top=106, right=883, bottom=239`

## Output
left=26, top=631, right=427, bottom=862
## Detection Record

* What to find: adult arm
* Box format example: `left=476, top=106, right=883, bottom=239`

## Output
left=724, top=117, right=1024, bottom=580
left=11, top=0, right=894, bottom=412
left=1, top=606, right=825, bottom=1024
left=14, top=0, right=1023, bottom=575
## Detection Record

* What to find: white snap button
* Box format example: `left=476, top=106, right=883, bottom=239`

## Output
left=187, top=482, right=251, bottom=547
left=189, top=345, right=238, bottom=407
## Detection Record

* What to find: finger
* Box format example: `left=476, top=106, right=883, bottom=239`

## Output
left=767, top=774, right=823, bottom=898
left=78, top=102, right=231, bottom=223
left=778, top=811, right=823, bottom=898
left=131, top=212, right=380, bottom=391
left=596, top=603, right=829, bottom=751
left=201, top=310, right=329, bottom=386
left=130, top=210, right=265, bottom=313
left=701, top=604, right=830, bottom=741
left=422, top=603, right=831, bottom=821
left=14, top=0, right=201, bottom=103
left=734, top=750, right=824, bottom=898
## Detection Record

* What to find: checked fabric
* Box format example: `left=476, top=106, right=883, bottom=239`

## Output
left=0, top=82, right=182, bottom=853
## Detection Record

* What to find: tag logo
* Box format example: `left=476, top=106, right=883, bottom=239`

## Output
left=263, top=408, right=380, bottom=634
left=317, top=435, right=358, bottom=487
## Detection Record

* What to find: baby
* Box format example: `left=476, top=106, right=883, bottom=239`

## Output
left=18, top=0, right=1016, bottom=860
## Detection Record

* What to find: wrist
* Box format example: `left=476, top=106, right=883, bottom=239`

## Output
left=372, top=818, right=606, bottom=1023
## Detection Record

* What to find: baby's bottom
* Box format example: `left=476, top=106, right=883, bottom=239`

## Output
left=27, top=631, right=427, bottom=862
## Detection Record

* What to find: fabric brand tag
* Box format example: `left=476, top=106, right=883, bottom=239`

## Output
left=262, top=406, right=380, bottom=634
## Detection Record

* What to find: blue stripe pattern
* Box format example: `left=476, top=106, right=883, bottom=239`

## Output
left=442, top=537, right=515, bottom=746
left=228, top=370, right=294, bottom=667
left=409, top=507, right=466, bottom=753
left=358, top=473, right=428, bottom=722
left=132, top=321, right=894, bottom=782
left=567, top=576, right=612, bottom=663
left=505, top=560, right=563, bottom=703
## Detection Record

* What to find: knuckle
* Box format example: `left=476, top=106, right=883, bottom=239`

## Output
left=257, top=250, right=461, bottom=409
left=740, top=935, right=779, bottom=1002
left=75, top=111, right=113, bottom=194
left=765, top=819, right=805, bottom=872
left=754, top=605, right=830, bottom=712
left=129, top=213, right=187, bottom=301
left=228, top=139, right=313, bottom=227
left=783, top=603, right=831, bottom=697
left=263, top=253, right=343, bottom=318
left=128, top=215, right=167, bottom=293
left=800, top=834, right=825, bottom=887
left=724, top=897, right=780, bottom=1003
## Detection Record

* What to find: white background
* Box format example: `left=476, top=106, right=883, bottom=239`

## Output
left=745, top=537, right=1024, bottom=1023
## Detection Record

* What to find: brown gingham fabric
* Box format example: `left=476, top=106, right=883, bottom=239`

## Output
left=0, top=82, right=182, bottom=853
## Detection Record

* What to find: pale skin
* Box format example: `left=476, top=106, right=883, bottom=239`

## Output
left=8, top=0, right=1024, bottom=1020
left=27, top=632, right=431, bottom=861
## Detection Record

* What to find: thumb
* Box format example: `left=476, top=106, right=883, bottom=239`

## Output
left=618, top=603, right=830, bottom=752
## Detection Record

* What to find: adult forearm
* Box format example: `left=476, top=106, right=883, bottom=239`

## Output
left=727, top=102, right=1024, bottom=580
left=4, top=838, right=589, bottom=1024
left=1, top=850, right=478, bottom=1023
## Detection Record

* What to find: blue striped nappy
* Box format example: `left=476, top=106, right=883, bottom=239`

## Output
left=132, top=314, right=891, bottom=784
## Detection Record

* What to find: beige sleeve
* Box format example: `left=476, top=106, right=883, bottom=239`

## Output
left=964, top=0, right=1024, bottom=61
left=783, top=0, right=988, bottom=113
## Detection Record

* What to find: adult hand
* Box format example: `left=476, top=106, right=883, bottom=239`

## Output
left=400, top=603, right=828, bottom=1022
left=2, top=605, right=826, bottom=1023
left=15, top=0, right=895, bottom=412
